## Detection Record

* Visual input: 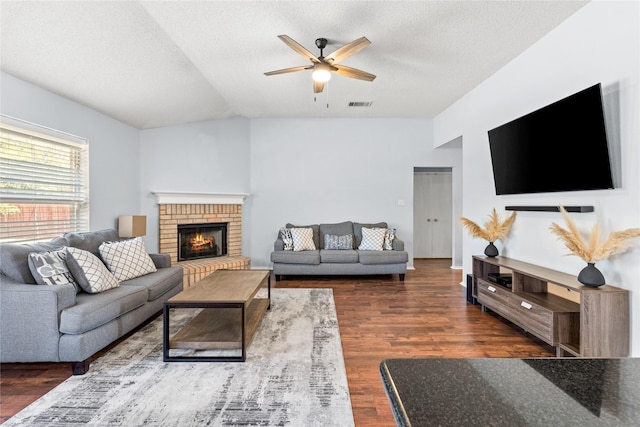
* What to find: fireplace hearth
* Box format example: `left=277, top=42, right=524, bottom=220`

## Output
left=178, top=222, right=227, bottom=261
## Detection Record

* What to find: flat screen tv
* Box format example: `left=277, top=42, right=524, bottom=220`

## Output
left=488, top=83, right=614, bottom=195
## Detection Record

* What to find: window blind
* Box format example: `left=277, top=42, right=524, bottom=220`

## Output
left=0, top=116, right=89, bottom=244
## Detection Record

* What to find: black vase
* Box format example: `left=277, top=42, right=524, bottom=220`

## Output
left=484, top=242, right=499, bottom=257
left=578, top=262, right=605, bottom=287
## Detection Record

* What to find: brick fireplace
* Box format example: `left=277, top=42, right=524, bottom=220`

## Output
left=154, top=192, right=250, bottom=288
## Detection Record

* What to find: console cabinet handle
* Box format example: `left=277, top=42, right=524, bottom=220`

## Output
left=487, top=286, right=496, bottom=293
left=521, top=301, right=533, bottom=310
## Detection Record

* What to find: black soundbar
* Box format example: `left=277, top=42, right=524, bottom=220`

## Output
left=505, top=206, right=594, bottom=213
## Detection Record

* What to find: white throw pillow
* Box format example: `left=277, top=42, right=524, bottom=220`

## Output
left=66, top=247, right=120, bottom=294
left=99, top=237, right=157, bottom=281
left=290, top=228, right=316, bottom=251
left=358, top=227, right=386, bottom=251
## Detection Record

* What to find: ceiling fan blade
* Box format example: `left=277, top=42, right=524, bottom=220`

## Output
left=333, top=65, right=376, bottom=81
left=264, top=65, right=311, bottom=76
left=325, top=36, right=371, bottom=63
left=313, top=80, right=325, bottom=93
left=278, top=35, right=320, bottom=63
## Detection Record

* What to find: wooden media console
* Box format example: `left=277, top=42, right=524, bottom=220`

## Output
left=472, top=256, right=629, bottom=357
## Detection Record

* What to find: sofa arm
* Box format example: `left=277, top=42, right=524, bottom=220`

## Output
left=274, top=238, right=285, bottom=251
left=392, top=238, right=405, bottom=251
left=149, top=253, right=171, bottom=268
left=0, top=275, right=77, bottom=362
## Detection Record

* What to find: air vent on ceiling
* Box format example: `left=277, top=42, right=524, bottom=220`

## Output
left=348, top=101, right=373, bottom=107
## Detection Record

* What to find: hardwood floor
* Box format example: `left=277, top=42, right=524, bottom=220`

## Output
left=0, top=259, right=554, bottom=425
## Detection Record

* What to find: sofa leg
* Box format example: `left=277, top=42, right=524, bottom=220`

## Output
left=71, top=359, right=90, bottom=375
left=399, top=274, right=405, bottom=282
left=276, top=275, right=284, bottom=281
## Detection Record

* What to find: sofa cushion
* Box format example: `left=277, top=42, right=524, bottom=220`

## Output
left=59, top=285, right=148, bottom=334
left=319, top=221, right=354, bottom=249
left=149, top=253, right=171, bottom=269
left=290, top=227, right=316, bottom=251
left=286, top=223, right=320, bottom=249
left=271, top=250, right=320, bottom=265
left=121, top=267, right=183, bottom=301
left=27, top=248, right=80, bottom=292
left=99, top=237, right=157, bottom=281
left=358, top=250, right=409, bottom=265
left=358, top=227, right=386, bottom=251
left=66, top=247, right=120, bottom=294
left=0, top=237, right=67, bottom=284
left=320, top=249, right=359, bottom=263
left=63, top=228, right=120, bottom=256
left=353, top=222, right=387, bottom=248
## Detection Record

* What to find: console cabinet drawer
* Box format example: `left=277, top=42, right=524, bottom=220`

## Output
left=509, top=296, right=553, bottom=343
left=477, top=279, right=512, bottom=314
left=478, top=279, right=553, bottom=344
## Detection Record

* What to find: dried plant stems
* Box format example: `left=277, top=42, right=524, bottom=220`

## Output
left=550, top=206, right=640, bottom=263
left=460, top=208, right=516, bottom=242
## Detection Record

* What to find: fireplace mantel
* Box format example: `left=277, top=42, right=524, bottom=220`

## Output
left=152, top=191, right=248, bottom=205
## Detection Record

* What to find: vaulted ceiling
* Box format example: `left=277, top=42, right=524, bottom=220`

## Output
left=0, top=1, right=588, bottom=129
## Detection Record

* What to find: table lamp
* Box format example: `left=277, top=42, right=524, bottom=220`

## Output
left=118, top=215, right=147, bottom=238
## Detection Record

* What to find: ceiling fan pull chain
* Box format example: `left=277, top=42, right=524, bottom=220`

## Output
left=326, top=82, right=330, bottom=109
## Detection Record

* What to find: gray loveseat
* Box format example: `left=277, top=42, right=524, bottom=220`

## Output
left=271, top=221, right=408, bottom=281
left=0, top=229, right=183, bottom=374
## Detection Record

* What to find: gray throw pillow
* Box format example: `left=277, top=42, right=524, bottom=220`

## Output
left=384, top=228, right=396, bottom=250
left=324, top=234, right=353, bottom=250
left=279, top=228, right=294, bottom=251
left=28, top=248, right=80, bottom=292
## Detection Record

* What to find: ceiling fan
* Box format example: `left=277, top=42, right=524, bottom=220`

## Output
left=264, top=35, right=376, bottom=93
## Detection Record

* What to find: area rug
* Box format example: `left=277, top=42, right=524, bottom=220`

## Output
left=5, top=288, right=354, bottom=426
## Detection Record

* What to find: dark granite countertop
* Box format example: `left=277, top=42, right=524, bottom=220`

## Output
left=380, top=358, right=640, bottom=427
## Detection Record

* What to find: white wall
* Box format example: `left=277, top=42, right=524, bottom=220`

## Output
left=137, top=116, right=462, bottom=268
left=139, top=117, right=251, bottom=252
left=0, top=72, right=141, bottom=231
left=434, top=1, right=640, bottom=355
left=248, top=118, right=462, bottom=268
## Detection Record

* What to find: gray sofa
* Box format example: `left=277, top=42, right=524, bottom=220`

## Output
left=271, top=221, right=408, bottom=281
left=0, top=229, right=183, bottom=374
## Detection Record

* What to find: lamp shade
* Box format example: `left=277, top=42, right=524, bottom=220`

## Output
left=312, top=63, right=332, bottom=83
left=118, top=215, right=146, bottom=237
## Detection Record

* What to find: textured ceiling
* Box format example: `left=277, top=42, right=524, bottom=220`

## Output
left=0, top=1, right=588, bottom=129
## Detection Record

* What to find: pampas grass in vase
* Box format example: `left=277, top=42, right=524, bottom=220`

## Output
left=460, top=208, right=516, bottom=257
left=550, top=206, right=640, bottom=287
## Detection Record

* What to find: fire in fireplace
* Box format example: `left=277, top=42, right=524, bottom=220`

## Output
left=178, top=222, right=228, bottom=261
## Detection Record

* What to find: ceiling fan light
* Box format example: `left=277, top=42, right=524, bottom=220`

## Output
left=312, top=66, right=332, bottom=83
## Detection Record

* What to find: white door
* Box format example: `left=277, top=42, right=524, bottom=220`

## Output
left=413, top=171, right=452, bottom=258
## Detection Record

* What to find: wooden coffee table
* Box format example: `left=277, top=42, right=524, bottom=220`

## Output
left=163, top=269, right=271, bottom=362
